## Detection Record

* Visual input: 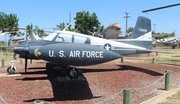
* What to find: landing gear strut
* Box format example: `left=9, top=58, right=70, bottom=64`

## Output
left=67, top=67, right=78, bottom=79
left=45, top=63, right=79, bottom=79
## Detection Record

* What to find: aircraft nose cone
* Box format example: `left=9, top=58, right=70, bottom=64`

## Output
left=103, top=50, right=121, bottom=60
left=14, top=47, right=29, bottom=54
left=34, top=48, right=41, bottom=57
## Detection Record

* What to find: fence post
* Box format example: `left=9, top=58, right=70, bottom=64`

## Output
left=30, top=59, right=32, bottom=64
left=123, top=89, right=130, bottom=104
left=121, top=57, right=124, bottom=63
left=1, top=59, right=5, bottom=68
left=152, top=58, right=156, bottom=64
left=165, top=70, right=171, bottom=91
left=156, top=52, right=158, bottom=56
left=20, top=58, right=22, bottom=64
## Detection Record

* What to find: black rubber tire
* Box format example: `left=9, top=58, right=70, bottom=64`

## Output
left=172, top=45, right=176, bottom=49
left=7, top=66, right=16, bottom=74
left=67, top=67, right=78, bottom=79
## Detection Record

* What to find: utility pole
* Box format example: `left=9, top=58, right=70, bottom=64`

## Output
left=124, top=12, right=130, bottom=34
left=69, top=11, right=71, bottom=23
left=153, top=24, right=156, bottom=33
left=173, top=30, right=176, bottom=35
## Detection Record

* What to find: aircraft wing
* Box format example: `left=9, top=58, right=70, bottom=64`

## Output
left=12, top=38, right=24, bottom=41
left=112, top=48, right=173, bottom=55
left=136, top=49, right=173, bottom=54
left=157, top=42, right=173, bottom=46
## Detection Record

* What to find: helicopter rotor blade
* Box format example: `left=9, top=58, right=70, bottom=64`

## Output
left=142, top=3, right=180, bottom=13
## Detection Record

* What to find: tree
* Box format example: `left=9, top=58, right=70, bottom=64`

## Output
left=74, top=11, right=101, bottom=35
left=97, top=25, right=104, bottom=34
left=26, top=23, right=46, bottom=38
left=56, top=22, right=66, bottom=30
left=126, top=27, right=133, bottom=33
left=56, top=22, right=71, bottom=31
left=26, top=23, right=33, bottom=35
left=152, top=31, right=155, bottom=35
left=34, top=25, right=47, bottom=37
left=0, top=12, right=19, bottom=37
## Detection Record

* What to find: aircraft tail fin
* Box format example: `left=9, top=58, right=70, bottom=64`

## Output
left=129, top=16, right=151, bottom=39
left=131, top=16, right=152, bottom=50
left=114, top=16, right=152, bottom=50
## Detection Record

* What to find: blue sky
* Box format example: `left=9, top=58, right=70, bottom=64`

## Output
left=0, top=0, right=180, bottom=40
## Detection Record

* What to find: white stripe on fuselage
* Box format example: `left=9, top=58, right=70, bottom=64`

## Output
left=135, top=31, right=152, bottom=40
left=90, top=37, right=146, bottom=50
left=111, top=31, right=152, bottom=42
left=53, top=31, right=148, bottom=50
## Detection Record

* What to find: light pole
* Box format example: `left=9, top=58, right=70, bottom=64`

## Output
left=124, top=12, right=130, bottom=34
left=153, top=24, right=156, bottom=33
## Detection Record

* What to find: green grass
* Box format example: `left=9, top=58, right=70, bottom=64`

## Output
left=0, top=51, right=13, bottom=58
left=0, top=43, right=4, bottom=47
left=155, top=58, right=180, bottom=66
left=158, top=91, right=180, bottom=104
left=124, top=56, right=180, bottom=66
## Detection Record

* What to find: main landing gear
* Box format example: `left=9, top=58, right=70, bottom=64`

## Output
left=46, top=63, right=79, bottom=79
left=67, top=67, right=78, bottom=79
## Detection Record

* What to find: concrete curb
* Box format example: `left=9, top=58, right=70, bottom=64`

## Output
left=141, top=87, right=180, bottom=104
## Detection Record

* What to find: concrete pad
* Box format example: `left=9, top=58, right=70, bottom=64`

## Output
left=0, top=73, right=21, bottom=77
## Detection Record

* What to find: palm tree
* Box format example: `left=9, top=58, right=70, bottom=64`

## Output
left=56, top=22, right=66, bottom=30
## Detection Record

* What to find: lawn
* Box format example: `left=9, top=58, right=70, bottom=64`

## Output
left=158, top=91, right=180, bottom=104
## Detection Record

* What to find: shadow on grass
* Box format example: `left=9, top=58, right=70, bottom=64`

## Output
left=117, top=65, right=163, bottom=76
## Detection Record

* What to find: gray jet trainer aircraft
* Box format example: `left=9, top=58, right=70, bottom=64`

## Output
left=8, top=16, right=153, bottom=78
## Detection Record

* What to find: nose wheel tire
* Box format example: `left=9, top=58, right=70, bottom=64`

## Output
left=7, top=66, right=16, bottom=74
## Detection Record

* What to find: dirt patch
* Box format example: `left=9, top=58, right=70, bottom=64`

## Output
left=0, top=49, right=179, bottom=104
left=0, top=60, right=180, bottom=104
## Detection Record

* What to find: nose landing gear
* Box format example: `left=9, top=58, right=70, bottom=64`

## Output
left=7, top=60, right=16, bottom=74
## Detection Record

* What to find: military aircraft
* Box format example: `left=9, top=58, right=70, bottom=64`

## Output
left=0, top=29, right=42, bottom=49
left=89, top=22, right=121, bottom=39
left=7, top=16, right=153, bottom=78
left=111, top=16, right=152, bottom=48
left=100, top=23, right=121, bottom=39
left=142, top=3, right=180, bottom=49
left=154, top=37, right=180, bottom=49
left=92, top=15, right=151, bottom=41
left=0, top=30, right=21, bottom=48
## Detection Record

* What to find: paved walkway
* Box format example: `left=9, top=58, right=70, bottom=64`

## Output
left=141, top=87, right=180, bottom=104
